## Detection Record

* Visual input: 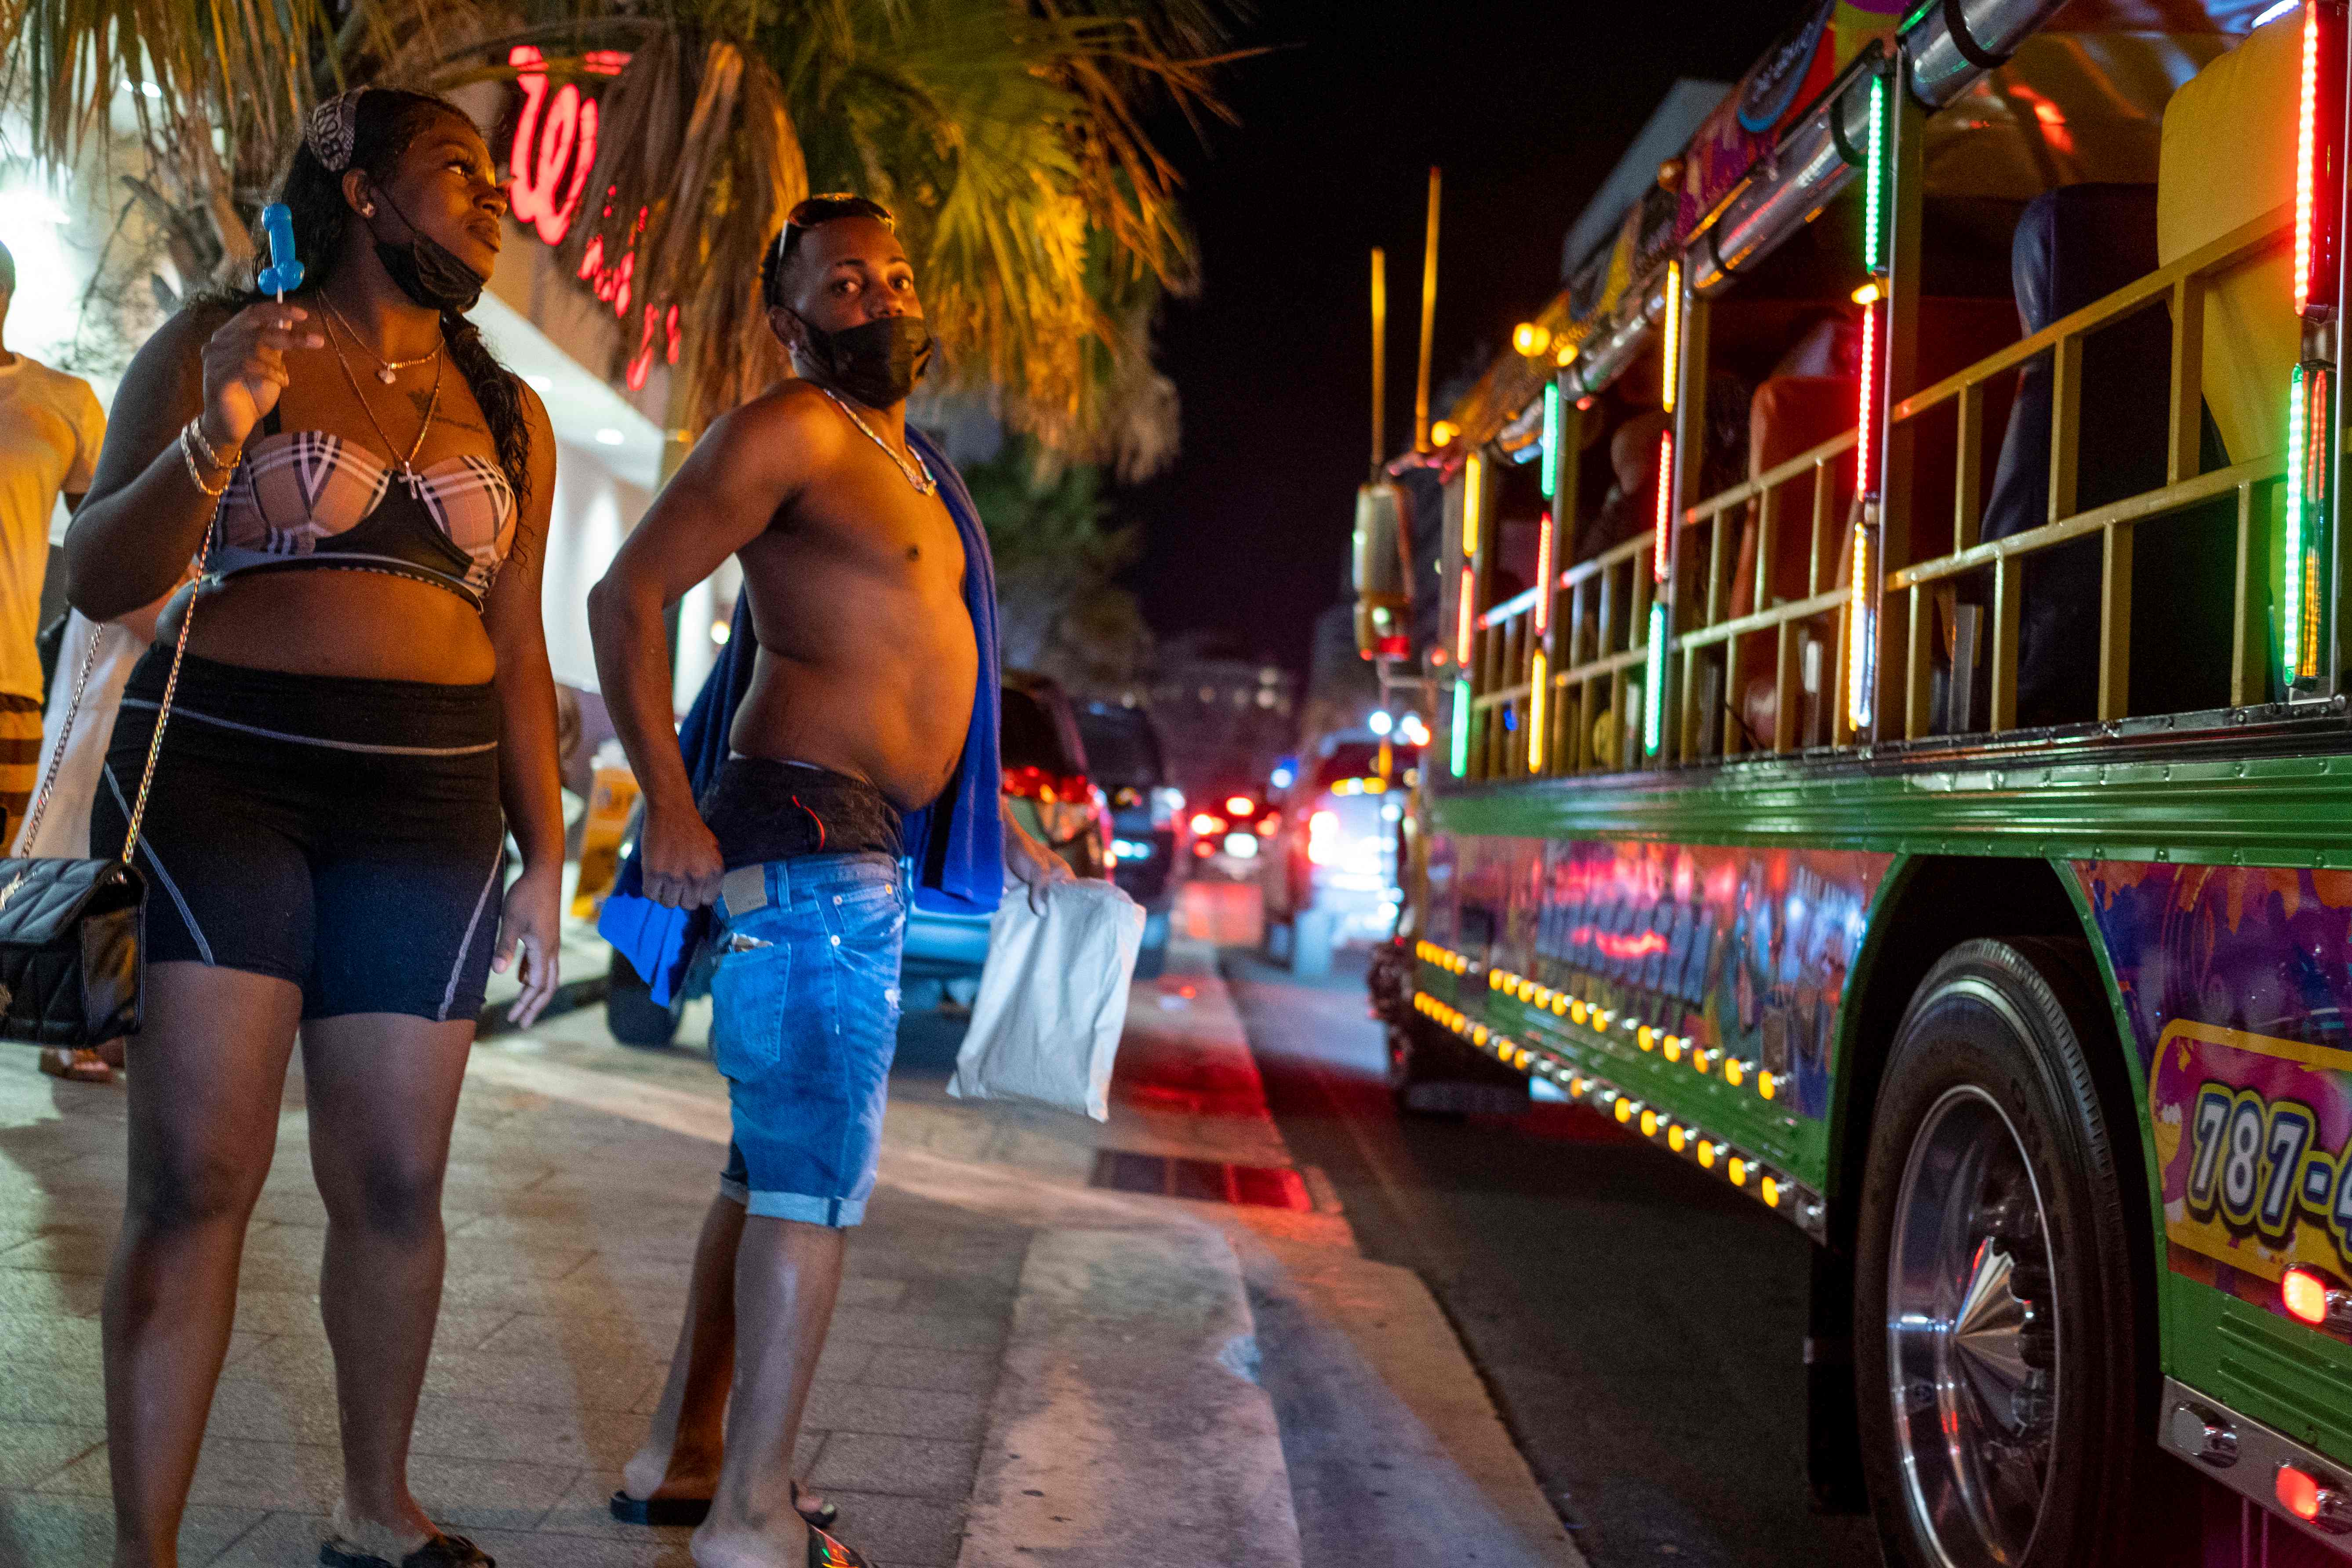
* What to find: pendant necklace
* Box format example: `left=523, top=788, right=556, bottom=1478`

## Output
left=323, top=306, right=443, bottom=489
left=320, top=296, right=443, bottom=383
left=818, top=387, right=936, bottom=495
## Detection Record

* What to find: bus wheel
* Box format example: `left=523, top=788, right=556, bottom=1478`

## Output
left=1855, top=938, right=2166, bottom=1568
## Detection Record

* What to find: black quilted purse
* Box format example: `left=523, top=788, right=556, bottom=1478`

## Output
left=0, top=553, right=203, bottom=1046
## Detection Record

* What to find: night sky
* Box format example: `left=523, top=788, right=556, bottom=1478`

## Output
left=1131, top=0, right=1792, bottom=676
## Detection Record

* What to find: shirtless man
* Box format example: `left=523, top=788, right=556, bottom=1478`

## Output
left=587, top=195, right=1059, bottom=1568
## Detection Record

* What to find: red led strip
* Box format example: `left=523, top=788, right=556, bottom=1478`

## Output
left=1653, top=429, right=1674, bottom=583
left=1534, top=509, right=1554, bottom=635
left=2295, top=1, right=2346, bottom=316
left=1856, top=301, right=1880, bottom=497
left=2301, top=3, right=2321, bottom=313
left=1456, top=567, right=1476, bottom=666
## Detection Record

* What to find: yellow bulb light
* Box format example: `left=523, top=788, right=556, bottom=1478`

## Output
left=1698, top=1142, right=1717, bottom=1170
left=1638, top=1026, right=1656, bottom=1051
left=1570, top=1000, right=1588, bottom=1024
left=1513, top=322, right=1552, bottom=357
left=1759, top=1070, right=1778, bottom=1101
left=1639, top=1109, right=1659, bottom=1137
left=1668, top=1125, right=1687, bottom=1153
left=1724, top=1059, right=1745, bottom=1087
left=1614, top=1099, right=1636, bottom=1124
left=1727, top=1157, right=1748, bottom=1186
left=1760, top=1176, right=1781, bottom=1207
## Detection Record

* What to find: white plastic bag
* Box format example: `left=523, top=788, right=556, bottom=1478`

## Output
left=15, top=614, right=141, bottom=859
left=948, top=875, right=1145, bottom=1121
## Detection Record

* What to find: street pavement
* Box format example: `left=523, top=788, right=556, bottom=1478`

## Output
left=0, top=893, right=1578, bottom=1568
left=1220, top=939, right=1885, bottom=1568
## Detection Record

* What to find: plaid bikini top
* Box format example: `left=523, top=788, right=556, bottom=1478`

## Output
left=209, top=406, right=518, bottom=611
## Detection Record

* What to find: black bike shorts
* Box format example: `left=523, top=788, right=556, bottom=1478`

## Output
left=91, top=649, right=507, bottom=1022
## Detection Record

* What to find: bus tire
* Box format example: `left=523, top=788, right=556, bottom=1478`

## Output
left=1854, top=936, right=2174, bottom=1568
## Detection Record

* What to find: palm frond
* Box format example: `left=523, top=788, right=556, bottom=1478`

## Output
left=5, top=0, right=1240, bottom=465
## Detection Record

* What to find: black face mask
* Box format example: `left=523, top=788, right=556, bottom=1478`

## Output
left=792, top=313, right=934, bottom=409
left=370, top=190, right=488, bottom=314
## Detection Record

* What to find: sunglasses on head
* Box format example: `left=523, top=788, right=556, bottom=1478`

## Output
left=784, top=194, right=895, bottom=233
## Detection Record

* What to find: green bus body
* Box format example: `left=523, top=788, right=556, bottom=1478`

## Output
left=1406, top=754, right=2352, bottom=1474
left=1361, top=5, right=2352, bottom=1553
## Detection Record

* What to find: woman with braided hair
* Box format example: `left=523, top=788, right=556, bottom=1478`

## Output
left=62, top=87, right=564, bottom=1568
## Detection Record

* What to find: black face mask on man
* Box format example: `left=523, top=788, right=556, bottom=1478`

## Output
left=368, top=188, right=488, bottom=314
left=790, top=313, right=934, bottom=409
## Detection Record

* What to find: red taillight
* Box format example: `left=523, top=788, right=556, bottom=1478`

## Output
left=2285, top=1266, right=2332, bottom=1326
left=1257, top=814, right=1280, bottom=835
left=1002, top=766, right=1088, bottom=805
left=1189, top=812, right=1226, bottom=837
left=2280, top=1464, right=2324, bottom=1521
left=1225, top=795, right=1254, bottom=816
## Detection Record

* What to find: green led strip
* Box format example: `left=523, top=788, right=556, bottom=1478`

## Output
left=1540, top=382, right=1561, bottom=500
left=1450, top=677, right=1472, bottom=777
left=1863, top=70, right=1888, bottom=273
left=1643, top=601, right=1668, bottom=756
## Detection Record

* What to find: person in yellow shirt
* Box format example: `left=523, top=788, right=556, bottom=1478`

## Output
left=0, top=239, right=113, bottom=1084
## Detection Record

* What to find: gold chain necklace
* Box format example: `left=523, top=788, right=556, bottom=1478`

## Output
left=818, top=387, right=936, bottom=495
left=322, top=307, right=443, bottom=486
left=319, top=296, right=443, bottom=384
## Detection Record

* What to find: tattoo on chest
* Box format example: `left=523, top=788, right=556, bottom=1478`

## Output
left=409, top=387, right=487, bottom=436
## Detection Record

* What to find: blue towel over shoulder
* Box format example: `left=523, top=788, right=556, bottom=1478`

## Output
left=599, top=423, right=1003, bottom=1003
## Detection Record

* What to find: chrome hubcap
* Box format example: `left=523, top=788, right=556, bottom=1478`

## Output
left=1887, top=1085, right=2058, bottom=1567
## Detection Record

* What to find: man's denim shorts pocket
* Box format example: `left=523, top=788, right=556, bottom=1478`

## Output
left=708, top=925, right=791, bottom=1082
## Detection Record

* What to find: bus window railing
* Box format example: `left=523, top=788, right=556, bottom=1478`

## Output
left=1456, top=201, right=2295, bottom=782
left=1879, top=204, right=2290, bottom=736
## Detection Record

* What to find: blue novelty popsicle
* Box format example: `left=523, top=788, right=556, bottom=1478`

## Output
left=257, top=203, right=304, bottom=297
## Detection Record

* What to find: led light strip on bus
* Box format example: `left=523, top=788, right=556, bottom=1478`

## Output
left=1845, top=64, right=1892, bottom=735
left=2286, top=0, right=2345, bottom=688
left=1407, top=982, right=1826, bottom=1242
left=1644, top=263, right=1681, bottom=758
left=1412, top=942, right=1790, bottom=1107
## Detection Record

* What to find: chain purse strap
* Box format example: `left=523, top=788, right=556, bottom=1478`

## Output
left=18, top=508, right=211, bottom=864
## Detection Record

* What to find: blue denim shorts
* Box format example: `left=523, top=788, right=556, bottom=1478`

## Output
left=708, top=852, right=905, bottom=1227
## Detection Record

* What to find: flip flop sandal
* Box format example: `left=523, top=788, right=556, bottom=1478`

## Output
left=607, top=1482, right=837, bottom=1530
left=607, top=1492, right=709, bottom=1527
left=38, top=1048, right=115, bottom=1085
left=319, top=1532, right=493, bottom=1568
left=807, top=1524, right=872, bottom=1567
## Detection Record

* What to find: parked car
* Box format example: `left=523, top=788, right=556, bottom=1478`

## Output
left=607, top=671, right=1115, bottom=1041
left=899, top=669, right=1113, bottom=1010
left=1261, top=730, right=1416, bottom=976
left=1182, top=782, right=1282, bottom=879
left=1075, top=699, right=1180, bottom=979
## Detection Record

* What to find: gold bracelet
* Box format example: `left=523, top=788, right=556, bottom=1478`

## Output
left=182, top=416, right=239, bottom=474
left=179, top=426, right=232, bottom=498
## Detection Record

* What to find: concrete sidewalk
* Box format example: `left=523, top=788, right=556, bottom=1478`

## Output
left=0, top=922, right=1572, bottom=1568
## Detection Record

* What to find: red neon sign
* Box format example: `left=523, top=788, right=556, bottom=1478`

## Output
left=507, top=46, right=597, bottom=246
left=504, top=49, right=681, bottom=391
